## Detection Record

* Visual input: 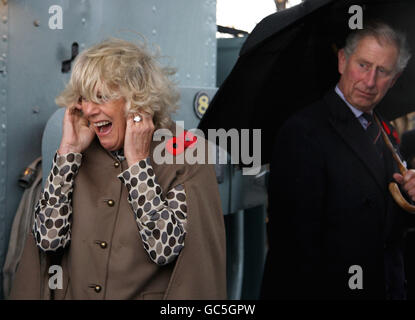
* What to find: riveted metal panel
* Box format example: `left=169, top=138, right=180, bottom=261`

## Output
left=0, top=0, right=8, bottom=297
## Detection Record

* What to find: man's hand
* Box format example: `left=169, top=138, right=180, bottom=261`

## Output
left=124, top=112, right=155, bottom=167
left=393, top=170, right=415, bottom=202
left=58, top=106, right=95, bottom=154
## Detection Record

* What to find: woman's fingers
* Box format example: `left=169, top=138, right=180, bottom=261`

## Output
left=128, top=112, right=154, bottom=131
left=124, top=111, right=155, bottom=166
left=59, top=106, right=94, bottom=154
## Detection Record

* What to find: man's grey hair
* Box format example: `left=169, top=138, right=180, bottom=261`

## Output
left=344, top=21, right=411, bottom=74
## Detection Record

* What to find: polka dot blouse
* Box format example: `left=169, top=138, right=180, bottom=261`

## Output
left=33, top=151, right=187, bottom=265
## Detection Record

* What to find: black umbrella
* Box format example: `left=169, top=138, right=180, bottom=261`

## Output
left=198, top=0, right=415, bottom=165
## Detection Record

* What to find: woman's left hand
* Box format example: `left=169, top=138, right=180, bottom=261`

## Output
left=124, top=112, right=155, bottom=167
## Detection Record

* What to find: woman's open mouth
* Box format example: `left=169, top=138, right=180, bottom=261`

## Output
left=94, top=120, right=113, bottom=136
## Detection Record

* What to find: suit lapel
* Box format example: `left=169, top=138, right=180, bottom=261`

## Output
left=325, top=90, right=386, bottom=193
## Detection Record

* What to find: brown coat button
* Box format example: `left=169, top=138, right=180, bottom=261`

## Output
left=114, top=162, right=120, bottom=168
left=94, top=285, right=102, bottom=293
left=100, top=241, right=107, bottom=249
left=107, top=200, right=115, bottom=207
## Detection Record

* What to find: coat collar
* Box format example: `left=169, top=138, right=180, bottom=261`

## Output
left=324, top=89, right=387, bottom=192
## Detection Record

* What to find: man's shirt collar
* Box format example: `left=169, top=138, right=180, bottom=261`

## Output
left=335, top=85, right=367, bottom=118
left=335, top=85, right=373, bottom=129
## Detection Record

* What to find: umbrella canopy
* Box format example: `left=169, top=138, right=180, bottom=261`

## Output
left=199, top=0, right=415, bottom=165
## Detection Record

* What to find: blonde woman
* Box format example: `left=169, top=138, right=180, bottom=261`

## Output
left=10, top=39, right=226, bottom=300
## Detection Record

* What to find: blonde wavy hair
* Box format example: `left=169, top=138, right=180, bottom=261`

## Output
left=56, top=38, right=179, bottom=129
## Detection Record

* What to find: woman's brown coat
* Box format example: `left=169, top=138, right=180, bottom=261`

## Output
left=10, top=132, right=227, bottom=299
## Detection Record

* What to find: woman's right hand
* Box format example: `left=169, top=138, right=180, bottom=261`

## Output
left=58, top=105, right=95, bottom=154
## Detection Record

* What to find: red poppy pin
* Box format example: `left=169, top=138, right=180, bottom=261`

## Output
left=166, top=130, right=197, bottom=155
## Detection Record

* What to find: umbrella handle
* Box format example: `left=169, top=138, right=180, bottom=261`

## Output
left=389, top=182, right=415, bottom=213
left=374, top=115, right=415, bottom=213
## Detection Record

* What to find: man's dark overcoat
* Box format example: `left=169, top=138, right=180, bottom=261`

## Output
left=262, top=89, right=411, bottom=299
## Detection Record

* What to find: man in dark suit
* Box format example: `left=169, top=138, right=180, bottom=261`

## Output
left=261, top=21, right=415, bottom=299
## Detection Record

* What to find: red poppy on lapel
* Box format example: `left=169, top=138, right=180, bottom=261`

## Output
left=166, top=130, right=198, bottom=155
